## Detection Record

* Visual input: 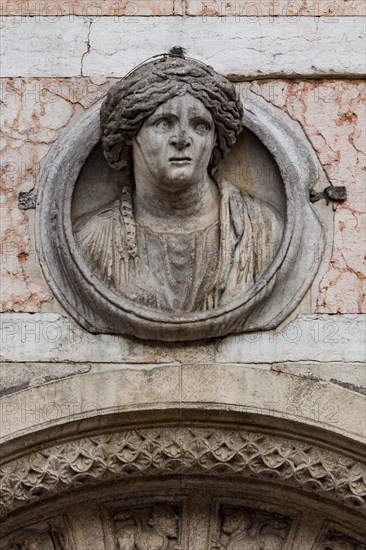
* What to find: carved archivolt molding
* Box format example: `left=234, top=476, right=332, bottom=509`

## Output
left=1, top=427, right=365, bottom=519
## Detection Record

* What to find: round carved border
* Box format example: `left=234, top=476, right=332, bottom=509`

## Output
left=1, top=427, right=365, bottom=519
left=36, top=90, right=327, bottom=340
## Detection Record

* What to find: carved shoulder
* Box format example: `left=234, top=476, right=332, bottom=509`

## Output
left=73, top=202, right=117, bottom=233
left=225, top=180, right=283, bottom=245
left=73, top=200, right=122, bottom=282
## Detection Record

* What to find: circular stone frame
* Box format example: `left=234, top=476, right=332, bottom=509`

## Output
left=36, top=91, right=326, bottom=341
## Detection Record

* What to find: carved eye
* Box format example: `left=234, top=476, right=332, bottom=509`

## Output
left=195, top=121, right=209, bottom=134
left=155, top=118, right=172, bottom=131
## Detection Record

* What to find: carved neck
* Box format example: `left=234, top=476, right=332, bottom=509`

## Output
left=132, top=175, right=220, bottom=233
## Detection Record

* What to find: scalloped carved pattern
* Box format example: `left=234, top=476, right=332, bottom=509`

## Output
left=1, top=428, right=365, bottom=518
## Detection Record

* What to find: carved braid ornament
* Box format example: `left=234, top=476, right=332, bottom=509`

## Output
left=1, top=428, right=365, bottom=517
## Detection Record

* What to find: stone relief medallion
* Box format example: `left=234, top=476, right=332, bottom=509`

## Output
left=36, top=51, right=327, bottom=340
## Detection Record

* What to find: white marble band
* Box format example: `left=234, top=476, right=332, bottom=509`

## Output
left=1, top=16, right=365, bottom=77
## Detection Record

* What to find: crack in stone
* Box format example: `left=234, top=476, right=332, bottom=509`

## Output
left=81, top=18, right=93, bottom=77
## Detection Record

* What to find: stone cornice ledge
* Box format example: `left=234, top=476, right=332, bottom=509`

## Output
left=1, top=313, right=364, bottom=364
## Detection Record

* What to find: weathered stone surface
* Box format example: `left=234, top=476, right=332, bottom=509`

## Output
left=0, top=313, right=364, bottom=364
left=271, top=362, right=366, bottom=391
left=1, top=17, right=365, bottom=77
left=0, top=78, right=112, bottom=313
left=244, top=80, right=366, bottom=313
left=0, top=362, right=91, bottom=396
left=2, top=360, right=365, bottom=400
left=1, top=360, right=365, bottom=447
left=0, top=17, right=90, bottom=77
left=85, top=16, right=366, bottom=79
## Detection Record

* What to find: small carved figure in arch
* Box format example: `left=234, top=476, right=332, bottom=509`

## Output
left=116, top=525, right=137, bottom=550
left=212, top=508, right=255, bottom=549
left=213, top=509, right=285, bottom=550
left=257, top=531, right=283, bottom=550
left=114, top=505, right=181, bottom=550
left=256, top=519, right=286, bottom=550
left=20, top=533, right=43, bottom=550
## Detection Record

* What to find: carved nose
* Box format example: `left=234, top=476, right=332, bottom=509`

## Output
left=169, top=131, right=191, bottom=150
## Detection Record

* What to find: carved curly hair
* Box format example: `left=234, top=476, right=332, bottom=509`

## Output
left=100, top=55, right=244, bottom=174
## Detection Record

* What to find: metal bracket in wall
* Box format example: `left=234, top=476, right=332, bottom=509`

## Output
left=310, top=186, right=347, bottom=204
left=18, top=192, right=37, bottom=210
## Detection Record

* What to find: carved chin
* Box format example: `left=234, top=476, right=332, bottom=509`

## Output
left=164, top=165, right=195, bottom=183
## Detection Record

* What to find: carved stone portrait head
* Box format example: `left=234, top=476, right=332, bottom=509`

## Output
left=73, top=54, right=282, bottom=314
left=37, top=50, right=327, bottom=340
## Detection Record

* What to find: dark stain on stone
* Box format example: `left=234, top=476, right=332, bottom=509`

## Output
left=329, top=378, right=366, bottom=396
left=0, top=381, right=30, bottom=398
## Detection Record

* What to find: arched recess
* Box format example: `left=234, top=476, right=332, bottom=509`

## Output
left=1, top=367, right=365, bottom=548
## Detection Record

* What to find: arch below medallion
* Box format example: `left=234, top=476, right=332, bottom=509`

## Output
left=1, top=366, right=365, bottom=547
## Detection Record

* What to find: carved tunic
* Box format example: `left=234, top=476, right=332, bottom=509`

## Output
left=74, top=181, right=282, bottom=313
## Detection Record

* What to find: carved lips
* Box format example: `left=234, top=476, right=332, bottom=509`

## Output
left=168, top=156, right=192, bottom=164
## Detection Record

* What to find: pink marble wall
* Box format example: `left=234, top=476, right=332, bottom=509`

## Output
left=185, top=0, right=365, bottom=17
left=1, top=0, right=364, bottom=17
left=1, top=78, right=365, bottom=313
left=245, top=80, right=365, bottom=313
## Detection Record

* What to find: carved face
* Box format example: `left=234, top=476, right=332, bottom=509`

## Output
left=222, top=510, right=251, bottom=534
left=149, top=506, right=179, bottom=538
left=21, top=537, right=42, bottom=550
left=258, top=534, right=283, bottom=550
left=132, top=94, right=216, bottom=192
left=117, top=526, right=136, bottom=550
